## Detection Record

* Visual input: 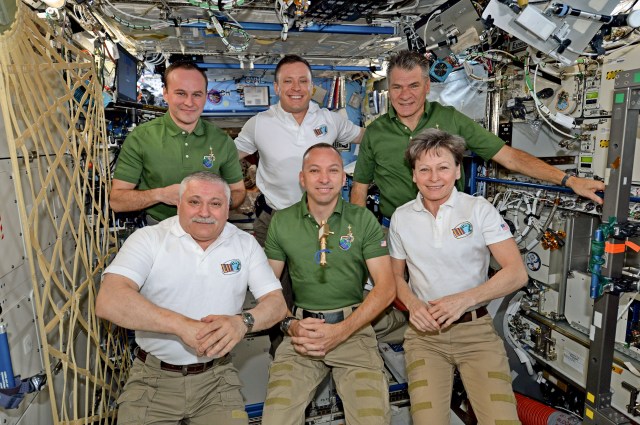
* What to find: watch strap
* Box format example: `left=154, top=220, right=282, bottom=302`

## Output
left=280, top=316, right=298, bottom=335
left=561, top=172, right=574, bottom=187
left=241, top=312, right=254, bottom=332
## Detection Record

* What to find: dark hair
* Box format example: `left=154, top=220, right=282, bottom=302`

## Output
left=387, top=50, right=430, bottom=80
left=275, top=55, right=313, bottom=84
left=405, top=128, right=466, bottom=169
left=163, top=61, right=208, bottom=90
left=302, top=143, right=342, bottom=167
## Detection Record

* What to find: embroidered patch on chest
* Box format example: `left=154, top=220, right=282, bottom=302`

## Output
left=451, top=221, right=473, bottom=239
left=339, top=225, right=355, bottom=250
left=221, top=259, right=242, bottom=274
left=202, top=147, right=216, bottom=169
left=313, top=124, right=328, bottom=137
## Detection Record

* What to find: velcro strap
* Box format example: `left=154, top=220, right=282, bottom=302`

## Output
left=0, top=374, right=44, bottom=409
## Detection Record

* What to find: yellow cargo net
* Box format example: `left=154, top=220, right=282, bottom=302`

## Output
left=0, top=2, right=127, bottom=424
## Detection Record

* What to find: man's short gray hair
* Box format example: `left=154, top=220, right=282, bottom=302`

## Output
left=387, top=50, right=430, bottom=80
left=179, top=171, right=231, bottom=204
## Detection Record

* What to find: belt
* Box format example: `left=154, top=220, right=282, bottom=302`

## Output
left=452, top=306, right=489, bottom=325
left=262, top=203, right=273, bottom=215
left=255, top=194, right=274, bottom=216
left=135, top=347, right=228, bottom=376
left=293, top=305, right=358, bottom=324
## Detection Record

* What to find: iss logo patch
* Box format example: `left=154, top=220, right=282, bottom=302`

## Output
left=451, top=221, right=473, bottom=239
left=339, top=225, right=354, bottom=250
left=221, top=259, right=241, bottom=275
left=203, top=148, right=215, bottom=169
left=202, top=156, right=214, bottom=168
left=313, top=124, right=328, bottom=137
left=339, top=235, right=353, bottom=250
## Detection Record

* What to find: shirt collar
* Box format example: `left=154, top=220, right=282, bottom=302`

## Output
left=443, top=187, right=459, bottom=208
left=299, top=192, right=345, bottom=219
left=276, top=101, right=319, bottom=122
left=163, top=113, right=205, bottom=137
left=170, top=216, right=232, bottom=248
left=170, top=215, right=187, bottom=236
left=388, top=99, right=431, bottom=123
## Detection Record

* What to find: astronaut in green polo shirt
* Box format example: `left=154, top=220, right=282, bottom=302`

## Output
left=110, top=61, right=245, bottom=222
left=261, top=143, right=396, bottom=425
left=351, top=50, right=605, bottom=221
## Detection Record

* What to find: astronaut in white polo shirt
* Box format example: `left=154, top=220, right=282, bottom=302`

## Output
left=388, top=129, right=527, bottom=425
left=96, top=171, right=286, bottom=425
left=235, top=54, right=363, bottom=246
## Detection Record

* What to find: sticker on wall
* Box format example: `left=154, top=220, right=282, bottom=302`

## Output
left=525, top=251, right=541, bottom=271
left=208, top=89, right=222, bottom=104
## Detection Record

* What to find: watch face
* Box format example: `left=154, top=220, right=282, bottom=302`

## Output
left=280, top=317, right=291, bottom=333
left=242, top=312, right=255, bottom=329
left=280, top=316, right=296, bottom=334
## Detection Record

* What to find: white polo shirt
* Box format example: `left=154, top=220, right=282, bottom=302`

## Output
left=389, top=188, right=512, bottom=305
left=235, top=102, right=361, bottom=210
left=103, top=216, right=282, bottom=364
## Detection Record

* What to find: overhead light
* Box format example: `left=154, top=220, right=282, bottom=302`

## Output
left=359, top=38, right=378, bottom=50
left=317, top=34, right=330, bottom=44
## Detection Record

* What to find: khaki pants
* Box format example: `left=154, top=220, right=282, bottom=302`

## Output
left=116, top=354, right=248, bottom=425
left=404, top=315, right=521, bottom=425
left=261, top=324, right=390, bottom=425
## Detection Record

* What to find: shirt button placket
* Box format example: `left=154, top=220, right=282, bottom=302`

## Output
left=183, top=132, right=189, bottom=159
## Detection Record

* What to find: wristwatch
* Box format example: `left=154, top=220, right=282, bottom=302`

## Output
left=241, top=312, right=255, bottom=333
left=560, top=172, right=575, bottom=187
left=280, top=316, right=298, bottom=335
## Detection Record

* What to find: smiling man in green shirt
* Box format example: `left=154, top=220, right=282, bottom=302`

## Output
left=351, top=50, right=605, bottom=222
left=261, top=143, right=396, bottom=425
left=110, top=61, right=245, bottom=222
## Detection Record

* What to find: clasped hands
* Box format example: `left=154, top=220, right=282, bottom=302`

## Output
left=287, top=318, right=346, bottom=357
left=179, top=314, right=247, bottom=358
left=407, top=294, right=471, bottom=332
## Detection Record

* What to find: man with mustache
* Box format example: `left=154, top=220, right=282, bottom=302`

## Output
left=97, top=171, right=286, bottom=425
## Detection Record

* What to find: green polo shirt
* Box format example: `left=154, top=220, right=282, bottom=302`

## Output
left=265, top=195, right=388, bottom=310
left=353, top=100, right=505, bottom=218
left=113, top=113, right=244, bottom=221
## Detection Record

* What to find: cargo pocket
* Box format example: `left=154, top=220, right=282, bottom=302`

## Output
left=220, top=369, right=245, bottom=408
left=116, top=388, right=155, bottom=424
left=357, top=328, right=384, bottom=369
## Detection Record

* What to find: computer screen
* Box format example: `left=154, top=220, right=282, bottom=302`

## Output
left=115, top=45, right=138, bottom=103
